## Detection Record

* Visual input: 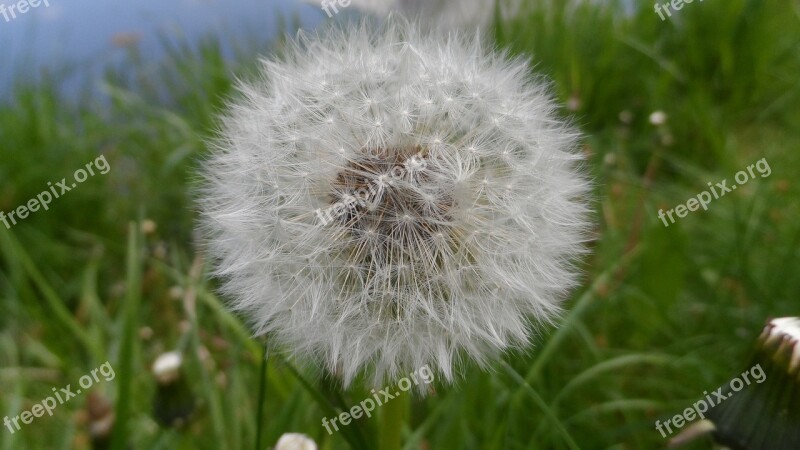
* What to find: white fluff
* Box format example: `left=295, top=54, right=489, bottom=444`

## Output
left=199, top=19, right=592, bottom=388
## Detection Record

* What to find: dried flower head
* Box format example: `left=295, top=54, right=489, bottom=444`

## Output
left=199, top=19, right=591, bottom=387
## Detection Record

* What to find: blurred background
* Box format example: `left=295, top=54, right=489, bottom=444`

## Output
left=1, top=0, right=798, bottom=449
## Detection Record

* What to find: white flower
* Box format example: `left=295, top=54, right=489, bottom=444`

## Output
left=648, top=110, right=668, bottom=126
left=152, top=351, right=183, bottom=384
left=274, top=433, right=317, bottom=450
left=763, top=317, right=800, bottom=373
left=199, top=19, right=591, bottom=388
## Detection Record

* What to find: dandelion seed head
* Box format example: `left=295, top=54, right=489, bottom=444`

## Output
left=199, top=19, right=592, bottom=388
left=275, top=433, right=318, bottom=450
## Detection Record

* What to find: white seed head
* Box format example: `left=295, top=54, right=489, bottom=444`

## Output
left=199, top=19, right=592, bottom=388
left=274, top=433, right=317, bottom=450
left=152, top=351, right=183, bottom=384
left=648, top=110, right=668, bottom=126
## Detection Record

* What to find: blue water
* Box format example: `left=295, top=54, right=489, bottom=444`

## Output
left=0, top=0, right=324, bottom=96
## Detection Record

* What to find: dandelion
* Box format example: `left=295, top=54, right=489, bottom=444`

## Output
left=274, top=433, right=318, bottom=450
left=670, top=317, right=800, bottom=449
left=151, top=351, right=195, bottom=428
left=199, top=18, right=592, bottom=388
left=648, top=110, right=668, bottom=126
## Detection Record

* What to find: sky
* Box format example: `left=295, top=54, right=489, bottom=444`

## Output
left=0, top=0, right=324, bottom=95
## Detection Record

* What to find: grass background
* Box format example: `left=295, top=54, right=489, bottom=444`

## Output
left=1, top=0, right=799, bottom=448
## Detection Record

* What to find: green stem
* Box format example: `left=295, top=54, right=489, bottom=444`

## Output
left=255, top=344, right=269, bottom=450
left=110, top=223, right=142, bottom=450
left=380, top=390, right=407, bottom=450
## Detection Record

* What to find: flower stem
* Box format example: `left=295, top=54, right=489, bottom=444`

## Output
left=380, top=391, right=407, bottom=450
left=255, top=344, right=269, bottom=450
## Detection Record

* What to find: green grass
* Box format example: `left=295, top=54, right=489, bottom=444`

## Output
left=1, top=1, right=799, bottom=448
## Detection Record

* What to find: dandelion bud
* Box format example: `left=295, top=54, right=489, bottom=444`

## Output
left=706, top=317, right=800, bottom=450
left=673, top=318, right=800, bottom=449
left=85, top=392, right=115, bottom=450
left=152, top=351, right=195, bottom=428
